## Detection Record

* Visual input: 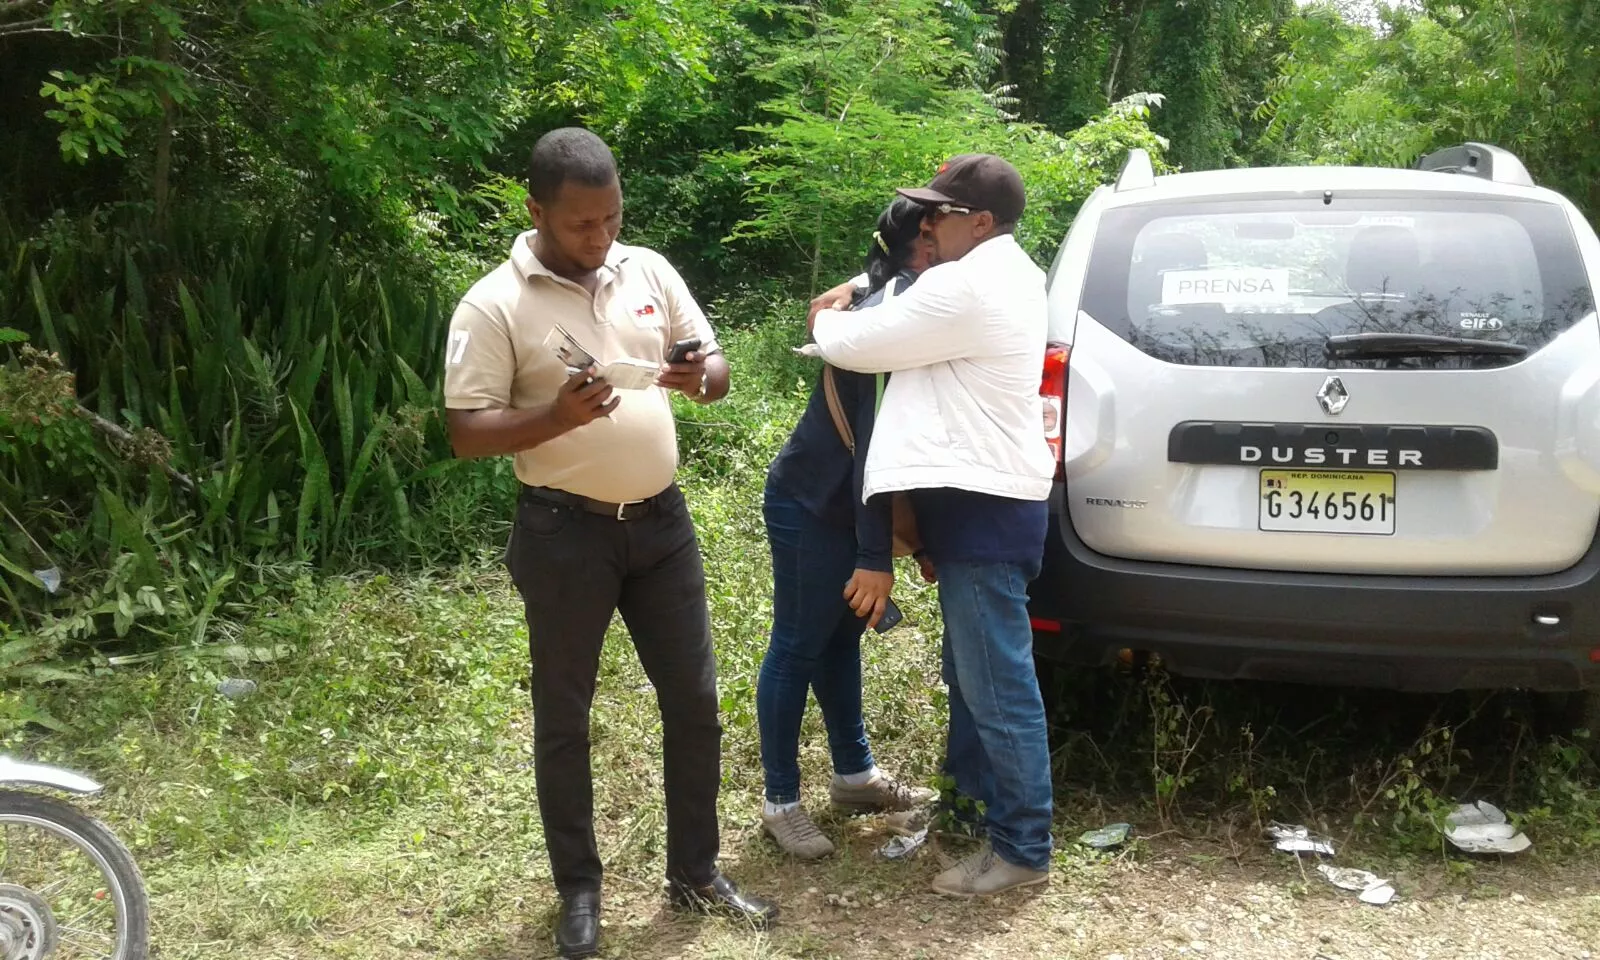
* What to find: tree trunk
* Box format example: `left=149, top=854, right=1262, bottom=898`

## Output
left=1106, top=0, right=1148, bottom=103
left=809, top=206, right=824, bottom=296
left=152, top=29, right=175, bottom=235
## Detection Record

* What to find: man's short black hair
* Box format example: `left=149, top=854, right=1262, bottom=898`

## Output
left=528, top=128, right=618, bottom=204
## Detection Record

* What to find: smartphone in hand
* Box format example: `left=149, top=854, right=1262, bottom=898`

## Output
left=667, top=338, right=702, bottom=364
left=873, top=596, right=904, bottom=634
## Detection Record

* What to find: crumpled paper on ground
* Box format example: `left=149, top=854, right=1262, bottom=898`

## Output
left=1266, top=821, right=1336, bottom=857
left=877, top=828, right=928, bottom=860
left=1317, top=864, right=1397, bottom=905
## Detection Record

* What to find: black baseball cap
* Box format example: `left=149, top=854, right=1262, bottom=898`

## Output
left=898, top=153, right=1026, bottom=225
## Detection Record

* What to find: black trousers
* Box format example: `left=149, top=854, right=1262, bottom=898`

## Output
left=505, top=483, right=722, bottom=896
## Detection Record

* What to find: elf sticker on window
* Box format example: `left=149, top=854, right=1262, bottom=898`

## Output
left=1162, top=268, right=1291, bottom=305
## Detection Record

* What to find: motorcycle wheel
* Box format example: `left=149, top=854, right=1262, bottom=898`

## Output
left=0, top=790, right=149, bottom=960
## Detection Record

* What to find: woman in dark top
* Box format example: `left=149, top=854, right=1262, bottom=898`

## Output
left=757, top=198, right=937, bottom=859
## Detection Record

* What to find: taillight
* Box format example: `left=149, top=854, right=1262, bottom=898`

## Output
left=1040, top=343, right=1070, bottom=479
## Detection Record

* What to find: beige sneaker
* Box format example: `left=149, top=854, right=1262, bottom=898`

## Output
left=930, top=842, right=1048, bottom=898
left=761, top=805, right=835, bottom=860
left=828, top=770, right=937, bottom=814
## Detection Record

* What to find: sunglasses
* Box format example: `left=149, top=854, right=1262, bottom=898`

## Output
left=928, top=202, right=974, bottom=217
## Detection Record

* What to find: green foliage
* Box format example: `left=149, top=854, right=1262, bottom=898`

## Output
left=1002, top=93, right=1175, bottom=263
left=1260, top=0, right=1600, bottom=214
left=726, top=88, right=1170, bottom=288
left=719, top=0, right=1174, bottom=290
left=0, top=209, right=517, bottom=651
left=0, top=627, right=83, bottom=735
left=722, top=98, right=979, bottom=291
left=1258, top=3, right=1446, bottom=168
left=717, top=0, right=992, bottom=290
left=38, top=64, right=186, bottom=162
left=993, top=0, right=1295, bottom=170
left=1146, top=0, right=1229, bottom=171
left=4, top=0, right=557, bottom=251
left=672, top=323, right=813, bottom=480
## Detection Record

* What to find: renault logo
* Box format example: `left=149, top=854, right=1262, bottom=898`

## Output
left=1317, top=376, right=1349, bottom=416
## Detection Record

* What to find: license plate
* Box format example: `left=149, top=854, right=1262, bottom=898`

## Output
left=1259, top=470, right=1396, bottom=535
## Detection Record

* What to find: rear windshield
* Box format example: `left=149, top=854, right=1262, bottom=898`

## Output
left=1078, top=196, right=1596, bottom=368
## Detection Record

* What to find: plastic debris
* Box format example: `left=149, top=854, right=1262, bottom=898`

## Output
left=215, top=678, right=258, bottom=699
left=1079, top=823, right=1132, bottom=849
left=1316, top=864, right=1397, bottom=905
left=1443, top=801, right=1532, bottom=855
left=32, top=568, right=61, bottom=594
left=1265, top=821, right=1336, bottom=857
left=878, top=827, right=928, bottom=860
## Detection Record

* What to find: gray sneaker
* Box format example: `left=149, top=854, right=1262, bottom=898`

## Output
left=761, top=805, right=835, bottom=860
left=829, top=770, right=937, bottom=814
left=930, top=842, right=1048, bottom=898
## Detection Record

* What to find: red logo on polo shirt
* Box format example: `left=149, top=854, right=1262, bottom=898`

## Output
left=633, top=304, right=656, bottom=318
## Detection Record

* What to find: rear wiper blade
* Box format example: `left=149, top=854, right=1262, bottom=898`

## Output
left=1324, top=333, right=1528, bottom=360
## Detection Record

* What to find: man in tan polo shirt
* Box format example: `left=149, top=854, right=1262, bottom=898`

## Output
left=444, top=127, right=777, bottom=959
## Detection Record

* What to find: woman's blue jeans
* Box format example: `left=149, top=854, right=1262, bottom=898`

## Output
left=757, top=486, right=875, bottom=804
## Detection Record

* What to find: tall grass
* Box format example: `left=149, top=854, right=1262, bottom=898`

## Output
left=0, top=208, right=517, bottom=677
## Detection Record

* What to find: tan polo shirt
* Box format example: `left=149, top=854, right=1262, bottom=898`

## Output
left=443, top=231, right=719, bottom=502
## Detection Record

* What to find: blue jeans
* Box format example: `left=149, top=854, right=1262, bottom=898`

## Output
left=756, top=488, right=875, bottom=804
left=938, top=558, right=1053, bottom=870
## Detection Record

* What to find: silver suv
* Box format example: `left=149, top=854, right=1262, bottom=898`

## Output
left=1028, top=142, right=1600, bottom=695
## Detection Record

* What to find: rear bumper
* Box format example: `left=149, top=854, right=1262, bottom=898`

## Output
left=1029, top=484, right=1600, bottom=692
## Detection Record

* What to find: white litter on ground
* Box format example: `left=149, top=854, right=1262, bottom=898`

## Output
left=1443, top=801, right=1532, bottom=855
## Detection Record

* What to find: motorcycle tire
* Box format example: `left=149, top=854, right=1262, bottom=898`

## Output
left=0, top=789, right=150, bottom=960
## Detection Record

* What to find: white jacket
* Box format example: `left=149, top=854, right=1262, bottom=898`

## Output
left=812, top=234, right=1054, bottom=503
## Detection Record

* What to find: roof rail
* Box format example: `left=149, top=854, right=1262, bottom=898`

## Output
left=1115, top=148, right=1156, bottom=192
left=1416, top=142, right=1534, bottom=187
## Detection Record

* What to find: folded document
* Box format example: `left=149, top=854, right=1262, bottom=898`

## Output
left=543, top=324, right=660, bottom=390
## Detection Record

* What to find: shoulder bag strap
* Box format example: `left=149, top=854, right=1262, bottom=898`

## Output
left=821, top=365, right=855, bottom=453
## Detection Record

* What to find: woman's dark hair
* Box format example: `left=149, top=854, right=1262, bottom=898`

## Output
left=861, top=197, right=927, bottom=297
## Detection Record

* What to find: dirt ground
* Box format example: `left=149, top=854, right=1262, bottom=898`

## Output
left=446, top=818, right=1600, bottom=960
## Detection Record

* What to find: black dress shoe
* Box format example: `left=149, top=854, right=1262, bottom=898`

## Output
left=668, top=874, right=779, bottom=929
left=555, top=890, right=601, bottom=958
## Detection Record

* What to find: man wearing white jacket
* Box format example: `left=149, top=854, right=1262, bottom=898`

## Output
left=808, top=154, right=1055, bottom=897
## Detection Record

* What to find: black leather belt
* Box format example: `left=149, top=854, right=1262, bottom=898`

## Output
left=521, top=485, right=658, bottom=521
